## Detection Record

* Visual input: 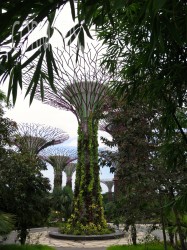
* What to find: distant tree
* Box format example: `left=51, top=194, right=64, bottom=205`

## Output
left=14, top=123, right=69, bottom=155
left=100, top=98, right=187, bottom=249
left=99, top=98, right=160, bottom=244
left=51, top=186, right=73, bottom=222
left=0, top=90, right=17, bottom=238
left=0, top=151, right=51, bottom=245
left=42, top=148, right=77, bottom=190
left=64, top=163, right=76, bottom=190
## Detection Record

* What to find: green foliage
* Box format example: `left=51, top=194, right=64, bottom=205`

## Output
left=71, top=118, right=107, bottom=232
left=0, top=1, right=71, bottom=103
left=50, top=186, right=73, bottom=222
left=0, top=212, right=15, bottom=236
left=0, top=0, right=93, bottom=103
left=100, top=97, right=187, bottom=247
left=107, top=243, right=173, bottom=250
left=0, top=151, right=51, bottom=244
left=60, top=221, right=114, bottom=235
left=0, top=245, right=55, bottom=250
left=103, top=201, right=124, bottom=226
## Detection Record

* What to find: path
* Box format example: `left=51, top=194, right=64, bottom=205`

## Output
left=1, top=225, right=165, bottom=250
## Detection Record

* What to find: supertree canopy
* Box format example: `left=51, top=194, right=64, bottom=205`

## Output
left=100, top=179, right=114, bottom=202
left=42, top=148, right=77, bottom=190
left=24, top=44, right=116, bottom=234
left=14, top=123, right=69, bottom=155
left=64, top=163, right=76, bottom=189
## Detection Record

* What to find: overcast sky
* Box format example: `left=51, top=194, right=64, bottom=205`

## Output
left=1, top=3, right=114, bottom=193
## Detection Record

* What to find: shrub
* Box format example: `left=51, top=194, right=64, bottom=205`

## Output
left=60, top=221, right=114, bottom=235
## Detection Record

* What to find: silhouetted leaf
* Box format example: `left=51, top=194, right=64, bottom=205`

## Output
left=69, top=0, right=75, bottom=21
left=7, top=68, right=14, bottom=102
left=40, top=75, right=44, bottom=101
left=79, top=28, right=85, bottom=52
left=26, top=37, right=48, bottom=52
left=22, top=48, right=42, bottom=68
left=49, top=45, right=59, bottom=76
left=82, top=23, right=93, bottom=39
left=54, top=27, right=65, bottom=46
left=46, top=46, right=55, bottom=92
left=16, top=61, right=22, bottom=89
left=25, top=49, right=45, bottom=103
left=66, top=24, right=80, bottom=38
left=67, top=27, right=81, bottom=45
left=12, top=70, right=18, bottom=105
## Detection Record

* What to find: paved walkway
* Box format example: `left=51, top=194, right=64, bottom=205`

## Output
left=2, top=225, right=164, bottom=249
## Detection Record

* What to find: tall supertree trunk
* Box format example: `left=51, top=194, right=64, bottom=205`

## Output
left=66, top=176, right=72, bottom=189
left=72, top=118, right=106, bottom=227
left=54, top=169, right=63, bottom=189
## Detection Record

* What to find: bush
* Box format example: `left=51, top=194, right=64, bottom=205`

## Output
left=60, top=221, right=114, bottom=235
left=0, top=213, right=15, bottom=236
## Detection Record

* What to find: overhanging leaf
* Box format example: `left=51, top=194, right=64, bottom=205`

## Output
left=67, top=27, right=80, bottom=45
left=25, top=48, right=45, bottom=103
left=83, top=23, right=93, bottom=39
left=78, top=28, right=85, bottom=52
left=40, top=75, right=44, bottom=101
left=22, top=48, right=42, bottom=68
left=66, top=24, right=80, bottom=38
left=12, top=69, right=18, bottom=105
left=46, top=46, right=56, bottom=93
left=49, top=45, right=59, bottom=76
left=26, top=37, right=48, bottom=52
left=7, top=68, right=14, bottom=102
left=69, top=0, right=75, bottom=21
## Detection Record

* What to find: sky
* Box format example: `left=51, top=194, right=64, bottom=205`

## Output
left=1, top=3, right=114, bottom=193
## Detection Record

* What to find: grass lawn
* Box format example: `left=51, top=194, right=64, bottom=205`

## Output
left=107, top=243, right=173, bottom=250
left=0, top=245, right=55, bottom=250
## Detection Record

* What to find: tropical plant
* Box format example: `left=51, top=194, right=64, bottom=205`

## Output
left=51, top=186, right=73, bottom=222
left=0, top=212, right=14, bottom=237
left=100, top=97, right=187, bottom=249
left=0, top=151, right=51, bottom=245
left=0, top=91, right=17, bottom=240
left=0, top=0, right=91, bottom=103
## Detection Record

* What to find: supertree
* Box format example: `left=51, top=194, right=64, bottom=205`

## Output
left=24, top=44, right=116, bottom=232
left=64, top=163, right=76, bottom=190
left=100, top=179, right=114, bottom=202
left=42, top=148, right=77, bottom=190
left=14, top=123, right=69, bottom=155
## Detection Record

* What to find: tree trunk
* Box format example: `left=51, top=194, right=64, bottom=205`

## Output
left=66, top=177, right=72, bottom=189
left=54, top=170, right=62, bottom=189
left=173, top=207, right=186, bottom=250
left=160, top=209, right=168, bottom=250
left=131, top=224, right=137, bottom=245
left=170, top=188, right=186, bottom=250
left=168, top=231, right=174, bottom=246
left=19, top=227, right=27, bottom=245
left=108, top=191, right=113, bottom=202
